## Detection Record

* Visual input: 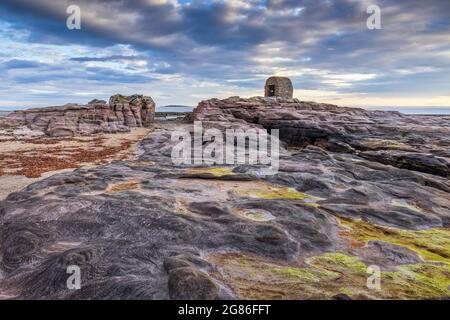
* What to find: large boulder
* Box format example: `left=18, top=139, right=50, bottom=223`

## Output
left=109, top=94, right=155, bottom=128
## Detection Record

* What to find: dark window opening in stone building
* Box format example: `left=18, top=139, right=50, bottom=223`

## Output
left=268, top=85, right=276, bottom=97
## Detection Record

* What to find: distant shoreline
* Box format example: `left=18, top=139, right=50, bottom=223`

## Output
left=1, top=106, right=450, bottom=116
left=365, top=107, right=450, bottom=115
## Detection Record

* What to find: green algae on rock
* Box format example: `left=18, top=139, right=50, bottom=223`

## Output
left=209, top=251, right=450, bottom=300
left=206, top=216, right=450, bottom=300
left=338, top=218, right=450, bottom=264
left=185, top=167, right=236, bottom=177
left=309, top=252, right=450, bottom=300
left=244, top=185, right=324, bottom=207
left=208, top=252, right=341, bottom=300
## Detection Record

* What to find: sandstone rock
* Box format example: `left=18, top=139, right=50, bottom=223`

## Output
left=3, top=95, right=155, bottom=137
left=360, top=241, right=422, bottom=269
left=88, top=99, right=107, bottom=104
left=168, top=267, right=221, bottom=300
left=0, top=97, right=449, bottom=300
left=192, top=96, right=450, bottom=177
left=109, top=94, right=155, bottom=128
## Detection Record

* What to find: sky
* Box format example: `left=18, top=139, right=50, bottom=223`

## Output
left=0, top=0, right=449, bottom=111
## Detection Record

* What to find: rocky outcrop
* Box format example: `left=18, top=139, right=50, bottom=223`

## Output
left=193, top=96, right=450, bottom=177
left=4, top=95, right=155, bottom=137
left=109, top=94, right=155, bottom=128
left=0, top=97, right=449, bottom=300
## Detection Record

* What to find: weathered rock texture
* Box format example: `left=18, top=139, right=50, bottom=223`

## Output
left=0, top=97, right=449, bottom=300
left=109, top=94, right=155, bottom=128
left=2, top=95, right=155, bottom=137
left=193, top=97, right=450, bottom=178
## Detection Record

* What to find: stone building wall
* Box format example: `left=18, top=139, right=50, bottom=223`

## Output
left=264, top=77, right=294, bottom=99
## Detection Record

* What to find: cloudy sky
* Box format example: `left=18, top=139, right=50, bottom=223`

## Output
left=0, top=0, right=449, bottom=111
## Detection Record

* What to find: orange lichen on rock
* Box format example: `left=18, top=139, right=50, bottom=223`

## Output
left=107, top=181, right=140, bottom=193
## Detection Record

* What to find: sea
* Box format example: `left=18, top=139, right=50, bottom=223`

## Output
left=1, top=106, right=449, bottom=115
left=365, top=107, right=450, bottom=115
left=156, top=105, right=194, bottom=113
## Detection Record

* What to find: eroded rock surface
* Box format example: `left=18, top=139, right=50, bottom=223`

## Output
left=0, top=98, right=449, bottom=300
left=3, top=95, right=155, bottom=137
left=193, top=97, right=450, bottom=178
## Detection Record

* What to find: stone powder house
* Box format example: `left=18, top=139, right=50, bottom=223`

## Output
left=264, top=77, right=294, bottom=99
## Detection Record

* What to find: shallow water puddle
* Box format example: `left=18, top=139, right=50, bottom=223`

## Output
left=236, top=209, right=275, bottom=222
